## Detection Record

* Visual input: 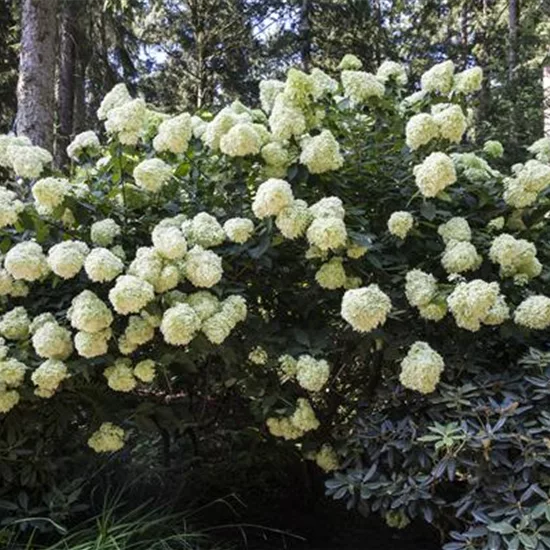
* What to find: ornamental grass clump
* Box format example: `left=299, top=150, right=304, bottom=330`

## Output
left=0, top=59, right=549, bottom=548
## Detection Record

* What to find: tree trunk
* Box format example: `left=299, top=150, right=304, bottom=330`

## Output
left=508, top=0, right=519, bottom=143
left=543, top=65, right=550, bottom=137
left=16, top=0, right=59, bottom=151
left=460, top=0, right=469, bottom=69
left=299, top=0, right=311, bottom=72
left=55, top=0, right=78, bottom=167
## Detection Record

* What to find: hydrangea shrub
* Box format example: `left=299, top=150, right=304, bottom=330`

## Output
left=0, top=57, right=549, bottom=546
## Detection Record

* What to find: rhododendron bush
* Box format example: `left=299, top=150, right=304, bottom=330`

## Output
left=1, top=56, right=550, bottom=547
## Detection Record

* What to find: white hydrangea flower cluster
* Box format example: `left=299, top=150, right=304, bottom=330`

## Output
left=387, top=211, right=413, bottom=239
left=421, top=60, right=455, bottom=94
left=404, top=269, right=447, bottom=321
left=438, top=217, right=471, bottom=244
left=152, top=222, right=187, bottom=260
left=447, top=280, right=509, bottom=331
left=134, top=359, right=156, bottom=382
left=252, top=179, right=294, bottom=219
left=310, top=68, right=338, bottom=99
left=341, top=70, right=385, bottom=105
left=87, top=422, right=125, bottom=453
left=299, top=130, right=344, bottom=174
left=315, top=257, right=347, bottom=289
left=275, top=199, right=312, bottom=240
left=223, top=218, right=254, bottom=244
left=47, top=241, right=89, bottom=279
left=266, top=398, right=319, bottom=440
left=153, top=113, right=193, bottom=154
left=503, top=160, right=550, bottom=208
left=413, top=152, right=457, bottom=198
left=314, top=445, right=339, bottom=472
left=441, top=241, right=482, bottom=274
left=67, top=131, right=100, bottom=161
left=161, top=303, right=200, bottom=346
left=104, top=98, right=147, bottom=145
left=431, top=104, right=467, bottom=144
left=259, top=79, right=285, bottom=113
left=200, top=294, right=247, bottom=344
left=528, top=137, right=550, bottom=163
left=341, top=285, right=392, bottom=333
left=31, top=360, right=69, bottom=398
left=338, top=54, right=363, bottom=71
left=295, top=355, right=330, bottom=392
left=306, top=197, right=347, bottom=252
left=6, top=143, right=52, bottom=178
left=119, top=314, right=156, bottom=355
left=68, top=290, right=113, bottom=334
left=376, top=61, right=407, bottom=86
left=0, top=135, right=31, bottom=167
left=0, top=307, right=30, bottom=340
left=85, top=248, right=124, bottom=282
left=184, top=212, right=225, bottom=248
left=489, top=234, right=541, bottom=283
left=0, top=357, right=27, bottom=388
left=405, top=113, right=439, bottom=150
left=90, top=219, right=121, bottom=247
left=104, top=358, right=136, bottom=392
left=248, top=346, right=268, bottom=365
left=109, top=275, right=155, bottom=314
left=5, top=241, right=50, bottom=282
left=32, top=320, right=73, bottom=360
left=399, top=341, right=444, bottom=394
left=514, top=295, right=550, bottom=330
left=97, top=83, right=131, bottom=120
left=220, top=123, right=263, bottom=157
left=133, top=158, right=173, bottom=193
left=183, top=246, right=223, bottom=288
left=453, top=66, right=483, bottom=94
left=0, top=187, right=23, bottom=228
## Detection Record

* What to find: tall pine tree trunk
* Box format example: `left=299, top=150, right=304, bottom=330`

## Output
left=16, top=0, right=59, bottom=151
left=55, top=0, right=78, bottom=166
left=508, top=0, right=519, bottom=143
left=300, top=0, right=311, bottom=72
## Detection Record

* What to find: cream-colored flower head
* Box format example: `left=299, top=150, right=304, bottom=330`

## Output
left=341, top=285, right=392, bottom=333
left=514, top=295, right=550, bottom=330
left=296, top=355, right=330, bottom=392
left=68, top=290, right=113, bottom=333
left=413, top=152, right=457, bottom=198
left=153, top=113, right=192, bottom=154
left=300, top=130, right=344, bottom=174
left=160, top=303, right=201, bottom=346
left=32, top=322, right=73, bottom=360
left=47, top=241, right=89, bottom=279
left=388, top=211, right=413, bottom=239
left=5, top=241, right=49, bottom=281
left=133, top=158, right=172, bottom=192
left=88, top=422, right=125, bottom=453
left=399, top=341, right=444, bottom=394
left=85, top=248, right=124, bottom=282
left=223, top=218, right=254, bottom=244
left=341, top=71, right=385, bottom=104
left=315, top=258, right=347, bottom=289
left=109, top=275, right=155, bottom=315
left=91, top=219, right=121, bottom=247
left=252, top=179, right=294, bottom=219
left=405, top=113, right=438, bottom=150
left=184, top=246, right=223, bottom=288
left=421, top=60, right=455, bottom=93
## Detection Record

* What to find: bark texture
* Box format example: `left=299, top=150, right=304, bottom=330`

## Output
left=56, top=0, right=78, bottom=166
left=16, top=0, right=59, bottom=151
